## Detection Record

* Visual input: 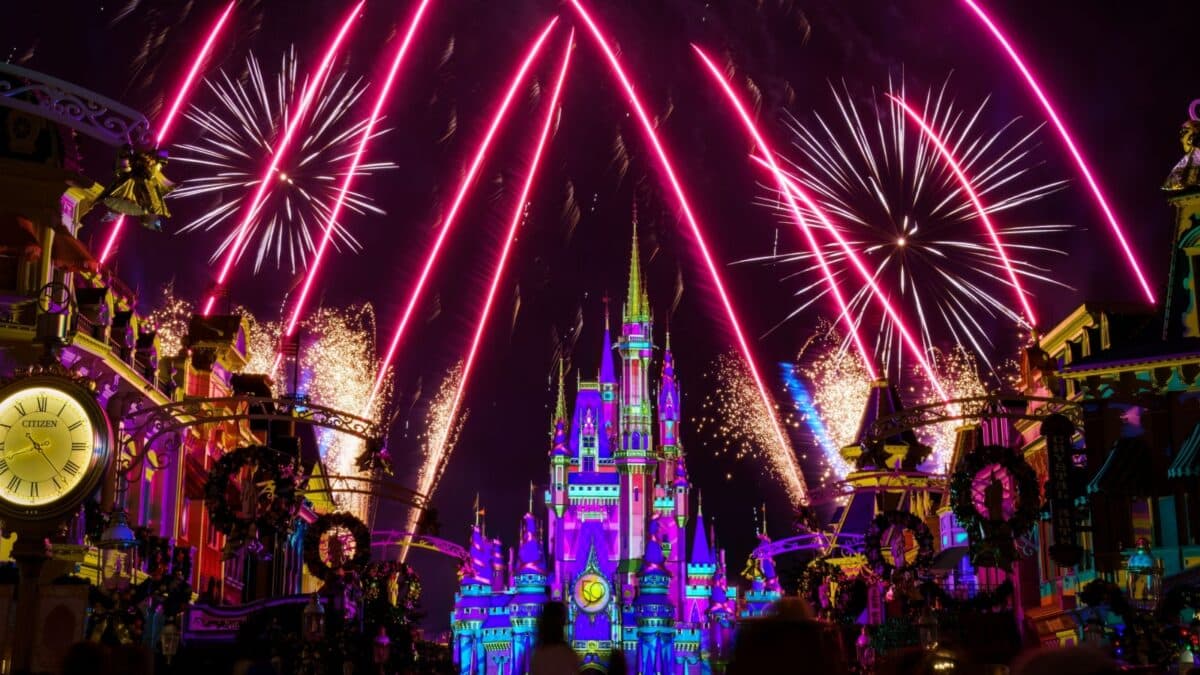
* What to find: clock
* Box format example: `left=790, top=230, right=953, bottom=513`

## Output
left=0, top=376, right=112, bottom=522
left=573, top=572, right=611, bottom=614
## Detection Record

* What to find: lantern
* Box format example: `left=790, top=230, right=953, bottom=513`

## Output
left=160, top=621, right=180, bottom=665
left=373, top=626, right=391, bottom=673
left=303, top=594, right=326, bottom=643
left=99, top=508, right=139, bottom=591
left=1125, top=538, right=1162, bottom=608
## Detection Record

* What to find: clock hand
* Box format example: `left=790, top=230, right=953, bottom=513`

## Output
left=25, top=433, right=45, bottom=452
left=34, top=447, right=61, bottom=476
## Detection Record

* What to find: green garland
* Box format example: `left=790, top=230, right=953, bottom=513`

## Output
left=864, top=510, right=935, bottom=581
left=203, top=445, right=302, bottom=538
left=948, top=445, right=1039, bottom=568
left=303, top=512, right=372, bottom=582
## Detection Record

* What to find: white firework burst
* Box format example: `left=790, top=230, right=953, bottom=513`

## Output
left=747, top=76, right=1073, bottom=373
left=172, top=47, right=395, bottom=273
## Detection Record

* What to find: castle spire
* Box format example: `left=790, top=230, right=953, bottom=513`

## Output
left=624, top=214, right=650, bottom=324
left=553, top=358, right=567, bottom=424
left=600, top=295, right=616, bottom=384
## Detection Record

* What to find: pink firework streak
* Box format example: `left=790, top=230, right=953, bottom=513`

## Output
left=98, top=0, right=236, bottom=266
left=691, top=47, right=949, bottom=400
left=961, top=0, right=1153, bottom=304
left=690, top=50, right=876, bottom=381
left=400, top=34, right=574, bottom=563
left=366, top=19, right=560, bottom=409
left=201, top=1, right=365, bottom=317
left=280, top=0, right=435, bottom=362
left=888, top=94, right=1036, bottom=328
left=568, top=0, right=808, bottom=503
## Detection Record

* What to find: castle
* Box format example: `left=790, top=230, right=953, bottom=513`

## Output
left=451, top=226, right=775, bottom=674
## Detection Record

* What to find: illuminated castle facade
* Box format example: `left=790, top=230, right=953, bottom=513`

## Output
left=452, top=228, right=741, bottom=674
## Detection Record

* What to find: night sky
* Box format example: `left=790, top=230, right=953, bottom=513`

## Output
left=3, top=0, right=1196, bottom=632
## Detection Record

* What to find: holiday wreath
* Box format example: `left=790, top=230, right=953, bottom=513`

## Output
left=949, top=444, right=1040, bottom=568
left=303, top=512, right=372, bottom=581
left=203, top=445, right=302, bottom=538
left=864, top=510, right=935, bottom=580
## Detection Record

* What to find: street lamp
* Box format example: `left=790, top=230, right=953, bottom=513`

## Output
left=160, top=621, right=180, bottom=665
left=373, top=626, right=391, bottom=674
left=303, top=594, right=326, bottom=643
left=99, top=508, right=138, bottom=591
left=1126, top=537, right=1161, bottom=608
left=917, top=607, right=938, bottom=650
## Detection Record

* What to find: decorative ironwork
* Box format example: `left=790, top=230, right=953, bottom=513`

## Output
left=0, top=62, right=152, bottom=147
left=317, top=474, right=427, bottom=511
left=116, top=395, right=385, bottom=477
left=751, top=532, right=865, bottom=560
left=370, top=530, right=468, bottom=561
left=867, top=394, right=1082, bottom=443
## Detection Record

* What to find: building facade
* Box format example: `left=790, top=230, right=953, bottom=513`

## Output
left=452, top=228, right=739, bottom=674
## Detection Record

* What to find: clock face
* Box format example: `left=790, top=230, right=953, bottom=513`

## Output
left=573, top=573, right=611, bottom=614
left=0, top=385, right=97, bottom=506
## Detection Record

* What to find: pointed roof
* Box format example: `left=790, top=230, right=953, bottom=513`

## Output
left=599, top=298, right=616, bottom=383
left=852, top=377, right=924, bottom=448
left=553, top=358, right=567, bottom=424
left=690, top=498, right=714, bottom=566
left=623, top=217, right=650, bottom=324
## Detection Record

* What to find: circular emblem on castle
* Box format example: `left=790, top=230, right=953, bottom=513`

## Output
left=573, top=573, right=611, bottom=614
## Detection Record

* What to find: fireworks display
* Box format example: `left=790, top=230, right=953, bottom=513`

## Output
left=173, top=47, right=395, bottom=273
left=914, top=347, right=989, bottom=473
left=399, top=362, right=467, bottom=561
left=695, top=353, right=806, bottom=505
left=748, top=78, right=1071, bottom=374
left=794, top=324, right=872, bottom=485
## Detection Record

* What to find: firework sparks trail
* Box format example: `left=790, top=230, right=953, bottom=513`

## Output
left=960, top=0, right=1154, bottom=304
left=888, top=94, right=1036, bottom=327
left=917, top=347, right=987, bottom=473
left=569, top=0, right=806, bottom=504
left=366, top=18, right=560, bottom=409
left=200, top=1, right=364, bottom=317
left=98, top=0, right=236, bottom=266
left=695, top=354, right=806, bottom=504
left=399, top=363, right=466, bottom=561
left=175, top=49, right=393, bottom=275
left=282, top=0, right=436, bottom=348
left=797, top=325, right=872, bottom=484
left=423, top=32, right=572, bottom=509
left=691, top=46, right=875, bottom=380
left=747, top=79, right=1069, bottom=374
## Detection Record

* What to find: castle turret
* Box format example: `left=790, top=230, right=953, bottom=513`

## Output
left=510, top=513, right=548, bottom=674
left=600, top=302, right=619, bottom=452
left=684, top=497, right=716, bottom=626
left=658, top=331, right=682, bottom=487
left=636, top=520, right=675, bottom=673
left=617, top=220, right=655, bottom=569
left=550, top=362, right=569, bottom=518
left=453, top=526, right=492, bottom=672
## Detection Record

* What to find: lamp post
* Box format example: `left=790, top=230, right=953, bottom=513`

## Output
left=160, top=620, right=180, bottom=665
left=373, top=626, right=391, bottom=674
left=99, top=507, right=138, bottom=591
left=304, top=593, right=326, bottom=643
left=1126, top=537, right=1161, bottom=610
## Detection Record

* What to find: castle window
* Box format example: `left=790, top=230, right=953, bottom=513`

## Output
left=583, top=457, right=595, bottom=472
left=634, top=487, right=640, bottom=502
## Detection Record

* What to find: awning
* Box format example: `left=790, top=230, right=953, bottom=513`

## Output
left=50, top=223, right=97, bottom=272
left=1169, top=423, right=1200, bottom=479
left=0, top=216, right=39, bottom=254
left=932, top=546, right=970, bottom=571
left=1087, top=437, right=1152, bottom=497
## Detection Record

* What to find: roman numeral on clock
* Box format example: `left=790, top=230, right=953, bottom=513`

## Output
left=63, top=459, right=81, bottom=476
left=68, top=420, right=82, bottom=432
left=6, top=475, right=20, bottom=492
left=71, top=442, right=87, bottom=453
left=0, top=459, right=8, bottom=475
left=29, top=482, right=37, bottom=499
left=14, top=402, right=26, bottom=417
left=51, top=476, right=63, bottom=491
left=35, top=396, right=47, bottom=413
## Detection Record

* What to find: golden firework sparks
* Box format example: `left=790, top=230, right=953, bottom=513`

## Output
left=399, top=362, right=466, bottom=560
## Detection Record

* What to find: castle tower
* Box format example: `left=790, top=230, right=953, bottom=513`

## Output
left=684, top=498, right=716, bottom=626
left=452, top=526, right=492, bottom=673
left=510, top=513, right=549, bottom=674
left=657, top=331, right=682, bottom=487
left=617, top=221, right=655, bottom=570
left=636, top=520, right=675, bottom=673
left=600, top=302, right=619, bottom=451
